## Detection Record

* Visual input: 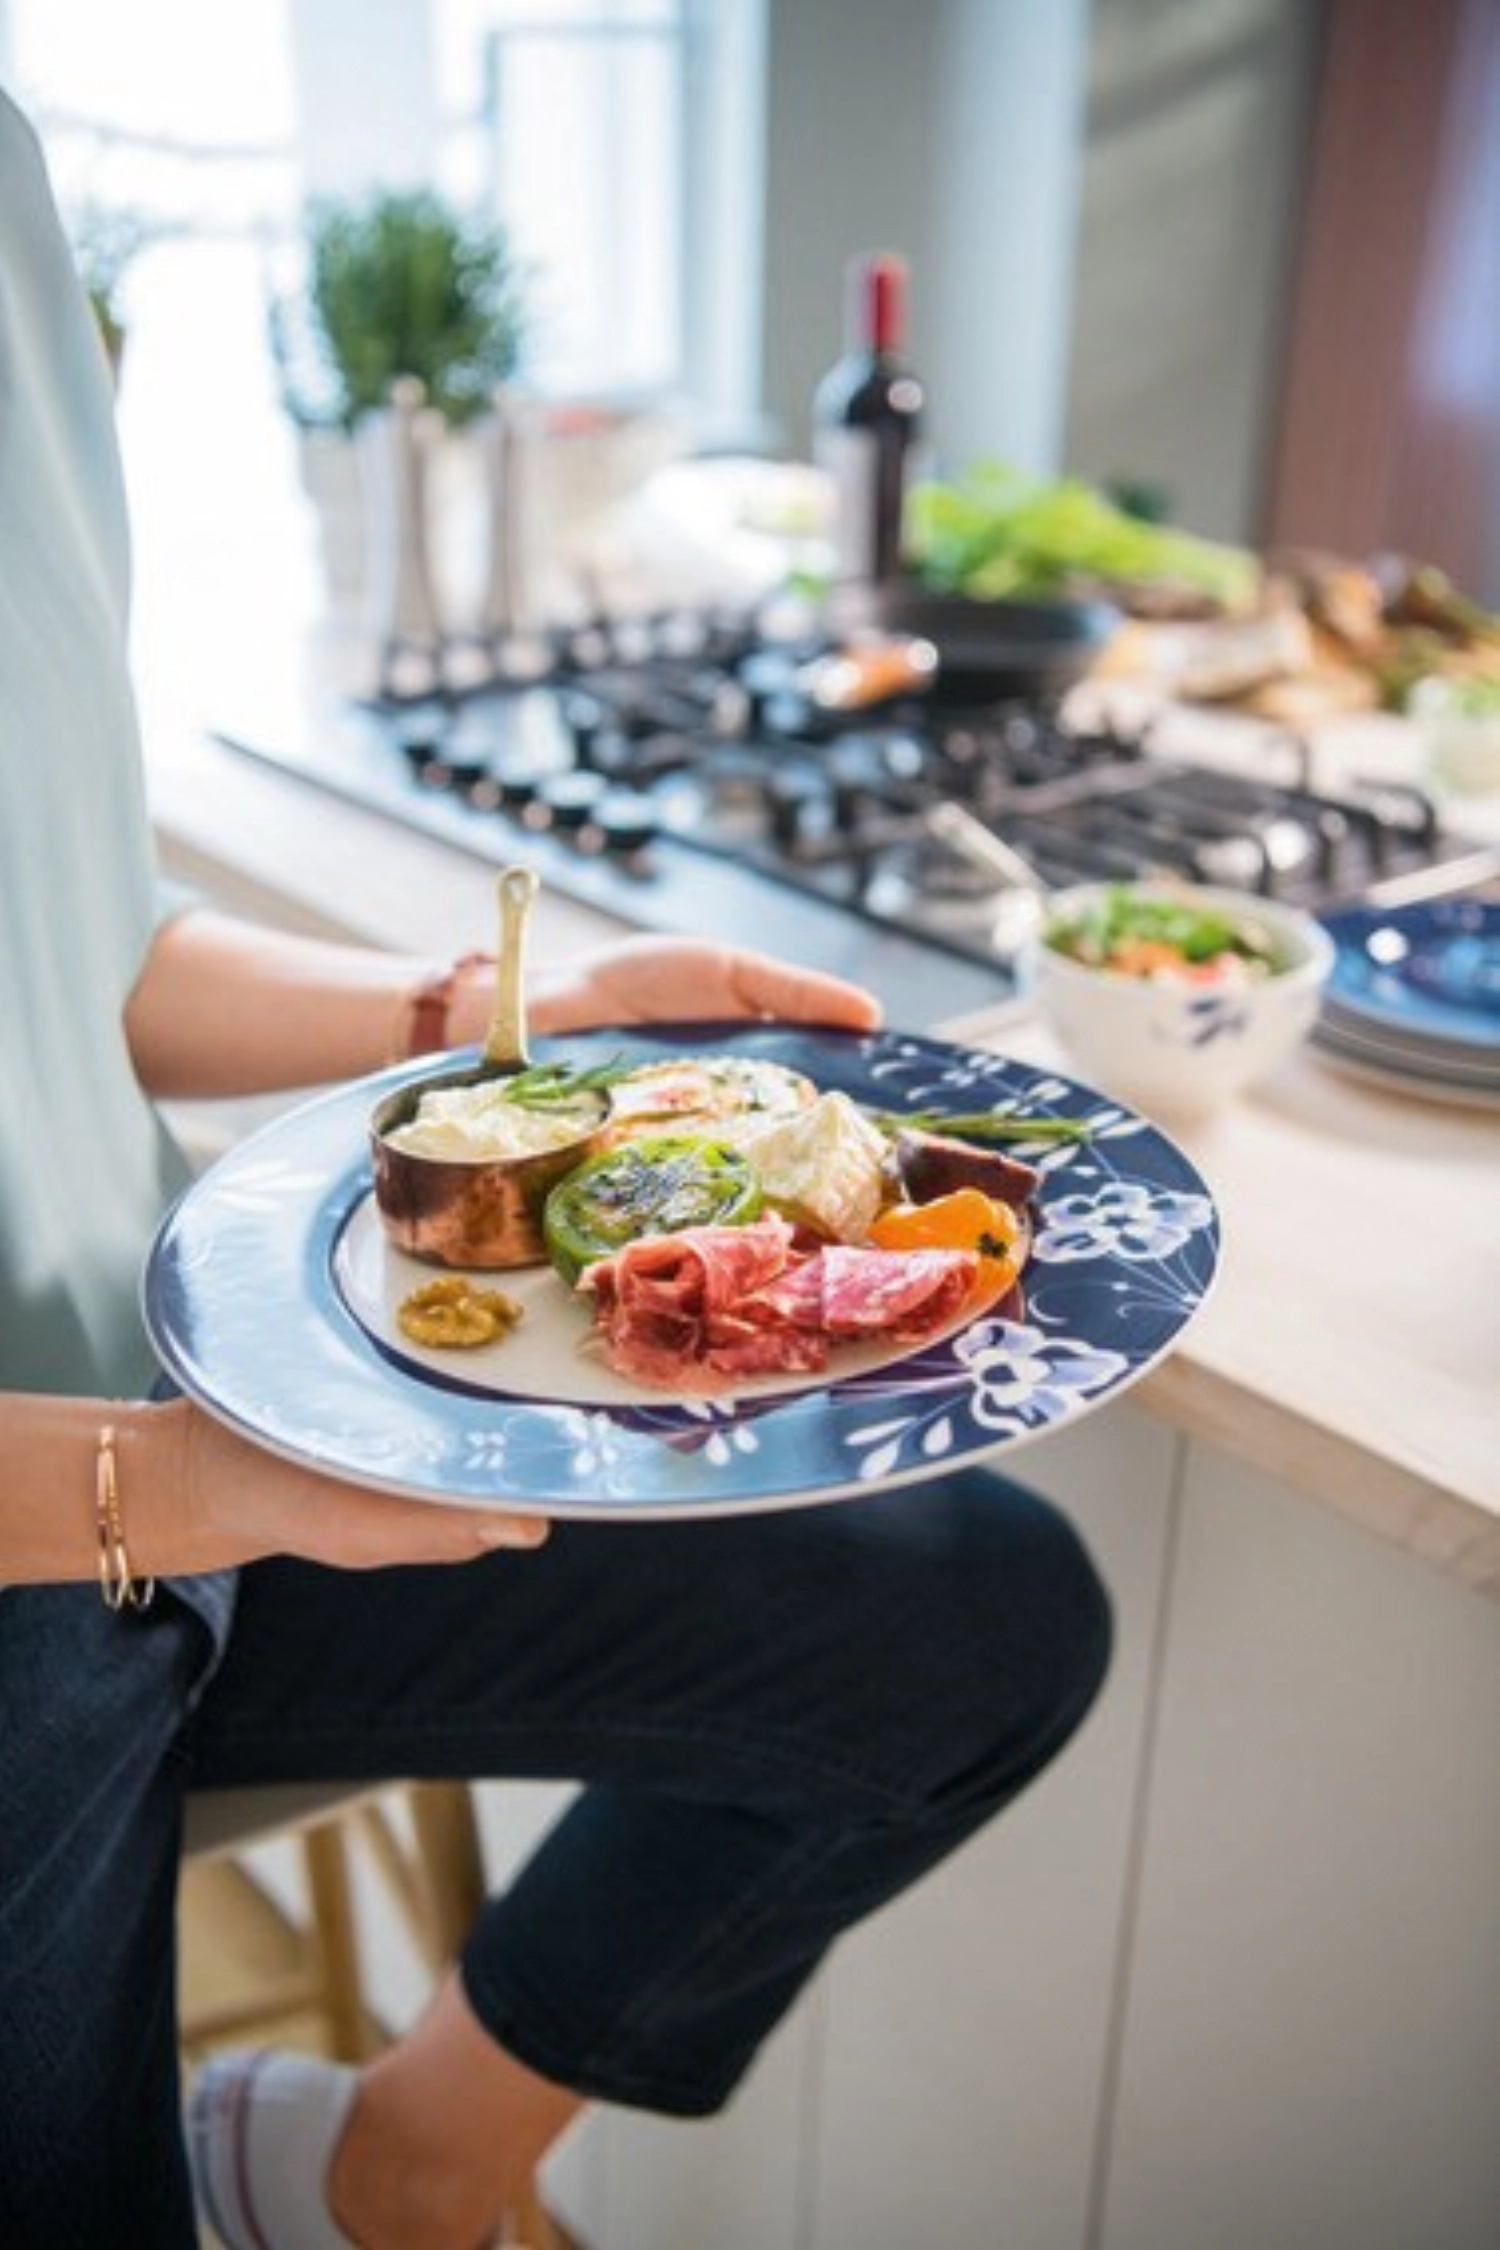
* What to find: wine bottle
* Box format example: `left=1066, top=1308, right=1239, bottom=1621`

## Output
left=813, top=251, right=923, bottom=585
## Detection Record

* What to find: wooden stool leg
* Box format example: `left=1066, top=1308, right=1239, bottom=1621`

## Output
left=183, top=1786, right=573, bottom=2240
left=405, top=1779, right=486, bottom=1956
left=302, top=1821, right=378, bottom=2061
left=402, top=1788, right=571, bottom=2250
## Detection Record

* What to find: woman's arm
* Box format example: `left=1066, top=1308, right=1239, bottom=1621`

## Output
left=67, top=918, right=880, bottom=1587
left=1, top=1392, right=546, bottom=1586
left=125, top=909, right=883, bottom=1101
left=124, top=909, right=445, bottom=1098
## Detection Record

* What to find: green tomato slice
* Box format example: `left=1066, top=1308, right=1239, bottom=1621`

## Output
left=543, top=1135, right=764, bottom=1286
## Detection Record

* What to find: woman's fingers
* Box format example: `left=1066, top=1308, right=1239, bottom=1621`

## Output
left=723, top=950, right=882, bottom=1028
left=302, top=1490, right=550, bottom=1570
left=526, top=939, right=882, bottom=1039
left=176, top=1402, right=551, bottom=1574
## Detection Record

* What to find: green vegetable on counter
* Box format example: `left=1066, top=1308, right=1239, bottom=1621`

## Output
left=906, top=461, right=1260, bottom=614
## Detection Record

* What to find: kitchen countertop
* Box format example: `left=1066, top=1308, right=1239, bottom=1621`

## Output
left=143, top=688, right=1500, bottom=1604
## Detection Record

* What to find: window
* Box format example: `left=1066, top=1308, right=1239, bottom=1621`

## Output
left=7, top=0, right=765, bottom=417
left=4, top=0, right=767, bottom=684
left=437, top=0, right=769, bottom=423
left=440, top=0, right=684, bottom=396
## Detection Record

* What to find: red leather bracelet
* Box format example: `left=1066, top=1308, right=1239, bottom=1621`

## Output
left=393, top=950, right=495, bottom=1061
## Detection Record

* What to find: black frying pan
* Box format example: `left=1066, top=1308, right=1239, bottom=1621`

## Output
left=825, top=583, right=1118, bottom=705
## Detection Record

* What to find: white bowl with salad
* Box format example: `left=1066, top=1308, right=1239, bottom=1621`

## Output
left=1027, top=881, right=1335, bottom=1120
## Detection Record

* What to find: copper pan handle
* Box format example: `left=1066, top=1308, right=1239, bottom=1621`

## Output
left=482, top=865, right=540, bottom=1070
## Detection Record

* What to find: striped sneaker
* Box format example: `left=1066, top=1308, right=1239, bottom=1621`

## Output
left=187, top=2047, right=360, bottom=2249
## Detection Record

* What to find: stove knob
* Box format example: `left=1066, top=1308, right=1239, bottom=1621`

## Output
left=537, top=770, right=608, bottom=830
left=413, top=746, right=489, bottom=796
left=766, top=772, right=823, bottom=854
left=560, top=620, right=615, bottom=673
left=395, top=727, right=446, bottom=776
left=443, top=755, right=492, bottom=797
left=827, top=741, right=885, bottom=832
left=562, top=690, right=608, bottom=765
left=830, top=776, right=878, bottom=834
left=737, top=648, right=810, bottom=736
left=493, top=761, right=543, bottom=813
left=657, top=610, right=709, bottom=660
left=609, top=617, right=655, bottom=667
left=592, top=789, right=661, bottom=856
left=707, top=677, right=753, bottom=738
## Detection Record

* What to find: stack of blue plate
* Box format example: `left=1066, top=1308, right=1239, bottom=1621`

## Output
left=1312, top=897, right=1500, bottom=1108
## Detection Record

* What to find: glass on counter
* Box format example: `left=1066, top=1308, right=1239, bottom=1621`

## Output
left=1409, top=673, right=1500, bottom=797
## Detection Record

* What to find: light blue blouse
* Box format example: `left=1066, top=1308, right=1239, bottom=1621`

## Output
left=0, top=88, right=189, bottom=1398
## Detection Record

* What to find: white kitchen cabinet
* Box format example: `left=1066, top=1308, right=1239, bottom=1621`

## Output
left=547, top=1417, right=1500, bottom=2250
left=550, top=1403, right=1178, bottom=2250
left=1096, top=1444, right=1500, bottom=2250
left=805, top=1407, right=1177, bottom=2250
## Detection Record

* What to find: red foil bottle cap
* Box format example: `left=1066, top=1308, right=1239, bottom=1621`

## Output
left=853, top=252, right=907, bottom=356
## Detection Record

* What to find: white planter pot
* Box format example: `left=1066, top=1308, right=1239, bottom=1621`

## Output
left=296, top=426, right=368, bottom=614
left=296, top=420, right=491, bottom=636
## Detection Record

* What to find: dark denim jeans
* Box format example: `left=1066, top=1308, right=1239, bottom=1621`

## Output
left=0, top=1470, right=1110, bottom=2248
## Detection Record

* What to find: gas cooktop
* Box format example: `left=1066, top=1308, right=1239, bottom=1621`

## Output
left=217, top=608, right=1499, bottom=1022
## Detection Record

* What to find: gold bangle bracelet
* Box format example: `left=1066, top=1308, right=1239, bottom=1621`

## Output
left=95, top=1423, right=156, bottom=1612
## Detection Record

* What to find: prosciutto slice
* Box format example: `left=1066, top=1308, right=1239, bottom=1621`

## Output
left=808, top=1244, right=976, bottom=1340
left=585, top=1216, right=977, bottom=1393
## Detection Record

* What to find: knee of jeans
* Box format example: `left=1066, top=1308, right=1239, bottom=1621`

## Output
left=914, top=1474, right=1113, bottom=1810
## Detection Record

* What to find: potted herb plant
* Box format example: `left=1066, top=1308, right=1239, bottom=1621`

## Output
left=273, top=186, right=527, bottom=434
left=271, top=187, right=529, bottom=615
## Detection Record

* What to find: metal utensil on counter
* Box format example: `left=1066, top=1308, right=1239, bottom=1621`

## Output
left=479, top=382, right=558, bottom=666
left=359, top=375, right=448, bottom=699
left=369, top=867, right=612, bottom=1268
left=923, top=800, right=1048, bottom=952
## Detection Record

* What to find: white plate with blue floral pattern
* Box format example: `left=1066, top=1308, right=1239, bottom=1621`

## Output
left=142, top=1023, right=1221, bottom=1520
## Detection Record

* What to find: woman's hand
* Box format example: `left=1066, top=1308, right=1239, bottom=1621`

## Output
left=1, top=1396, right=547, bottom=1590
left=504, top=937, right=883, bottom=1040
left=153, top=1401, right=548, bottom=1577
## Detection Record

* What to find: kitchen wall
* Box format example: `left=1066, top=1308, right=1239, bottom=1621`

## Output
left=761, top=0, right=1323, bottom=544
left=761, top=0, right=1091, bottom=483
left=759, top=0, right=944, bottom=464
left=1063, top=0, right=1323, bottom=540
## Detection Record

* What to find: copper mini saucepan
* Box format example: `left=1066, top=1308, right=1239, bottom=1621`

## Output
left=369, top=866, right=612, bottom=1269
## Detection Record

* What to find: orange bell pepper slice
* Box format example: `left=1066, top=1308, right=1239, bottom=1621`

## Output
left=868, top=1186, right=1026, bottom=1312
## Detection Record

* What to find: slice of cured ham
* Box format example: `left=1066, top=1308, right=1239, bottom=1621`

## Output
left=809, top=1244, right=977, bottom=1339
left=585, top=1215, right=977, bottom=1393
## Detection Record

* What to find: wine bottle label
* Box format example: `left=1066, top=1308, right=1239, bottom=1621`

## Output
left=816, top=425, right=894, bottom=582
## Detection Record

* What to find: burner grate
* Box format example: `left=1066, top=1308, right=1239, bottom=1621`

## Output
left=216, top=608, right=1499, bottom=1017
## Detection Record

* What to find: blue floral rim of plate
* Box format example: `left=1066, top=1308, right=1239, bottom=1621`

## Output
left=1319, top=898, right=1500, bottom=1052
left=141, top=1023, right=1221, bottom=1521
